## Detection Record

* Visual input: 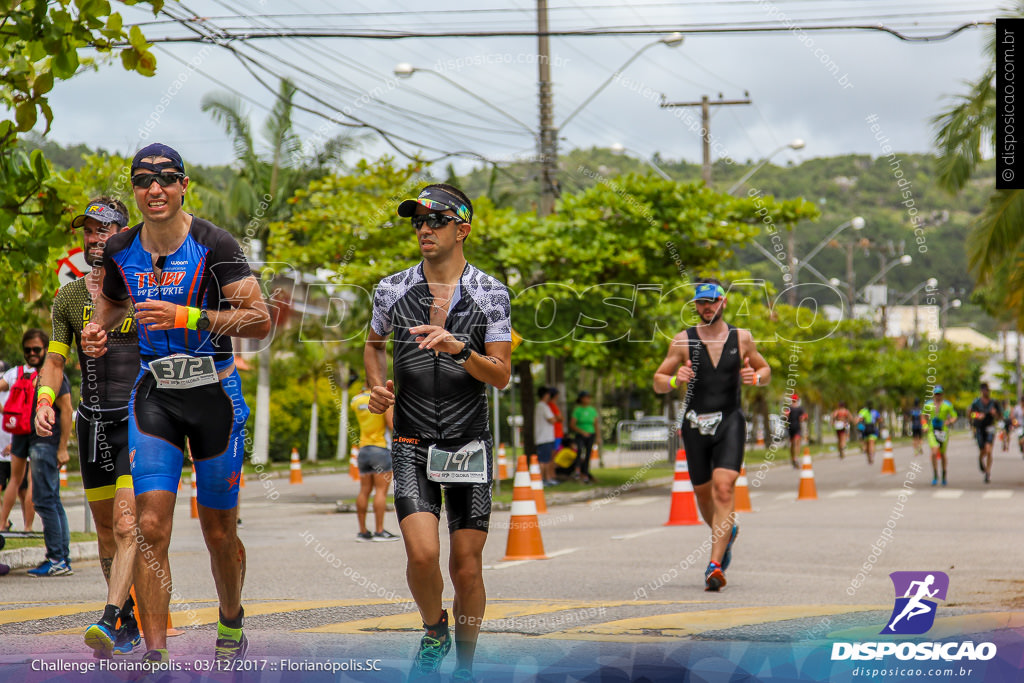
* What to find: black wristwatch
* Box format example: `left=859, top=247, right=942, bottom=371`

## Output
left=451, top=344, right=472, bottom=365
left=196, top=309, right=211, bottom=331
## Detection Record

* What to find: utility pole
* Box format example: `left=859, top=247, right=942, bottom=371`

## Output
left=659, top=94, right=751, bottom=185
left=537, top=0, right=557, bottom=217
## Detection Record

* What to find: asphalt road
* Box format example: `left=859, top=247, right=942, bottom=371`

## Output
left=1, top=434, right=1022, bottom=682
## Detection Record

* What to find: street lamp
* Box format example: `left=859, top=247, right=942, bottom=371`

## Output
left=727, top=139, right=806, bottom=196
left=393, top=63, right=537, bottom=137
left=610, top=142, right=672, bottom=180
left=862, top=253, right=912, bottom=290
left=559, top=33, right=684, bottom=130
left=787, top=215, right=864, bottom=306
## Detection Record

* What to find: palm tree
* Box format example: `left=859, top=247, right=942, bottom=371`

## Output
left=200, top=78, right=359, bottom=464
left=933, top=6, right=1024, bottom=317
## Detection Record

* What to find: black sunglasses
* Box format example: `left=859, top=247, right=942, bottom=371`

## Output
left=131, top=172, right=185, bottom=188
left=23, top=346, right=44, bottom=354
left=411, top=213, right=464, bottom=230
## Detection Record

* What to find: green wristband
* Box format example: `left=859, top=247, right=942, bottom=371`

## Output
left=669, top=375, right=678, bottom=389
left=37, top=385, right=56, bottom=406
left=186, top=306, right=201, bottom=330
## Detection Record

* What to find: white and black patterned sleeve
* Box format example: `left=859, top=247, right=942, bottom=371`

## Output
left=482, top=279, right=512, bottom=343
left=370, top=280, right=396, bottom=337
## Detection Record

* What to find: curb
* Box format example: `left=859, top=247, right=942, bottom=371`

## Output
left=0, top=540, right=99, bottom=571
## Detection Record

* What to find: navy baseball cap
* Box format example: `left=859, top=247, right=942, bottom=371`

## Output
left=131, top=143, right=185, bottom=174
left=70, top=201, right=128, bottom=229
left=398, top=187, right=472, bottom=223
left=690, top=283, right=725, bottom=302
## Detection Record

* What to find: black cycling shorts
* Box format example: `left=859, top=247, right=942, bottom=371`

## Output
left=391, top=434, right=493, bottom=534
left=680, top=410, right=746, bottom=487
left=76, top=405, right=132, bottom=502
left=0, top=460, right=28, bottom=491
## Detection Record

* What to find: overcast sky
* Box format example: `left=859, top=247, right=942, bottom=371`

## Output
left=42, top=0, right=1003, bottom=172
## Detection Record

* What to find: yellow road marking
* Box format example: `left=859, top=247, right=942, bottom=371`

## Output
left=0, top=602, right=104, bottom=626
left=298, top=600, right=703, bottom=634
left=828, top=611, right=1024, bottom=641
left=542, top=604, right=890, bottom=642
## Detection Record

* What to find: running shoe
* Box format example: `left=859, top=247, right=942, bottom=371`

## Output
left=214, top=621, right=248, bottom=664
left=355, top=531, right=374, bottom=542
left=722, top=525, right=739, bottom=572
left=411, top=610, right=451, bottom=676
left=942, top=477, right=948, bottom=487
left=452, top=668, right=476, bottom=682
left=113, top=620, right=141, bottom=656
left=140, top=649, right=169, bottom=673
left=373, top=530, right=400, bottom=542
left=984, top=473, right=991, bottom=484
left=28, top=559, right=71, bottom=577
left=84, top=621, right=116, bottom=657
left=0, top=563, right=9, bottom=576
left=931, top=478, right=938, bottom=487
left=704, top=561, right=726, bottom=592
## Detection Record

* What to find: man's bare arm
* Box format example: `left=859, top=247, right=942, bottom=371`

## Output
left=654, top=332, right=690, bottom=394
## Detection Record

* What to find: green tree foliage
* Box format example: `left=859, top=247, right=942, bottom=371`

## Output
left=0, top=0, right=161, bottom=352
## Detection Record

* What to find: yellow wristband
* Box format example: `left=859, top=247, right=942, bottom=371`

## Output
left=186, top=306, right=201, bottom=330
left=174, top=306, right=201, bottom=330
left=37, top=386, right=55, bottom=406
left=669, top=375, right=678, bottom=389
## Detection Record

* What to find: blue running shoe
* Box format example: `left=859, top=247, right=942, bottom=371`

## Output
left=411, top=609, right=451, bottom=677
left=28, top=559, right=71, bottom=577
left=113, top=621, right=141, bottom=655
left=85, top=622, right=116, bottom=657
left=705, top=561, right=726, bottom=592
left=722, top=525, right=739, bottom=572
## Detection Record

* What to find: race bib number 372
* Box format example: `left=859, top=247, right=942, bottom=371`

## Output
left=149, top=354, right=219, bottom=389
left=426, top=440, right=488, bottom=484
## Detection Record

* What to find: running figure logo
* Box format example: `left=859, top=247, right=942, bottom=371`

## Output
left=881, top=571, right=949, bottom=635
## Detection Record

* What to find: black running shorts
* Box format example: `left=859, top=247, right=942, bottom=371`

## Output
left=681, top=411, right=746, bottom=487
left=391, top=434, right=493, bottom=534
left=76, top=405, right=132, bottom=502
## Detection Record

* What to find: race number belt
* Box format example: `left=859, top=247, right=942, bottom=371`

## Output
left=985, top=425, right=996, bottom=435
left=148, top=354, right=219, bottom=389
left=934, top=430, right=948, bottom=443
left=426, top=440, right=488, bottom=484
left=686, top=410, right=723, bottom=436
left=834, top=420, right=846, bottom=430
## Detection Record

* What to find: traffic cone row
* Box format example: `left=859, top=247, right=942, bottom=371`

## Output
left=190, top=465, right=199, bottom=519
left=290, top=447, right=303, bottom=484
left=349, top=445, right=360, bottom=481
left=502, top=455, right=547, bottom=560
left=797, top=447, right=817, bottom=500
left=497, top=443, right=509, bottom=480
left=59, top=465, right=68, bottom=488
left=665, top=449, right=700, bottom=526
left=528, top=455, right=547, bottom=514
left=881, top=436, right=896, bottom=474
left=734, top=466, right=752, bottom=513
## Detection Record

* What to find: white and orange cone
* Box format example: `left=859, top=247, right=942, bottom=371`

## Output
left=529, top=455, right=548, bottom=514
left=881, top=436, right=896, bottom=474
left=497, top=443, right=509, bottom=480
left=665, top=449, right=701, bottom=525
left=349, top=444, right=360, bottom=481
left=190, top=464, right=199, bottom=519
left=59, top=465, right=68, bottom=488
left=502, top=455, right=548, bottom=560
left=797, top=447, right=818, bottom=500
left=734, top=465, right=753, bottom=513
left=290, top=447, right=303, bottom=484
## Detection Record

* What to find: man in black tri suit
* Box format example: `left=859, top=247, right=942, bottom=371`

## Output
left=654, top=278, right=771, bottom=592
left=35, top=197, right=142, bottom=657
left=364, top=184, right=512, bottom=681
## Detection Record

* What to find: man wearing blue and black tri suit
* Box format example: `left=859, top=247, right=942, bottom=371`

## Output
left=364, top=184, right=512, bottom=681
left=82, top=143, right=270, bottom=667
left=654, top=278, right=771, bottom=592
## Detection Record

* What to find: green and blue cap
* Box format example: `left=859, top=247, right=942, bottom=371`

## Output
left=690, top=283, right=726, bottom=302
left=398, top=187, right=472, bottom=223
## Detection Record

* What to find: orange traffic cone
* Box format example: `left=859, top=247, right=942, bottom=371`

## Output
left=59, top=465, right=68, bottom=488
left=529, top=455, right=548, bottom=514
left=349, top=445, right=360, bottom=481
left=190, top=465, right=199, bottom=519
left=502, top=455, right=548, bottom=560
left=129, top=585, right=181, bottom=637
left=797, top=448, right=818, bottom=500
left=497, top=443, right=509, bottom=480
left=290, top=447, right=303, bottom=484
left=239, top=468, right=245, bottom=488
left=590, top=442, right=600, bottom=465
left=734, top=465, right=753, bottom=513
left=880, top=436, right=896, bottom=474
left=756, top=426, right=765, bottom=448
left=665, top=449, right=701, bottom=525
